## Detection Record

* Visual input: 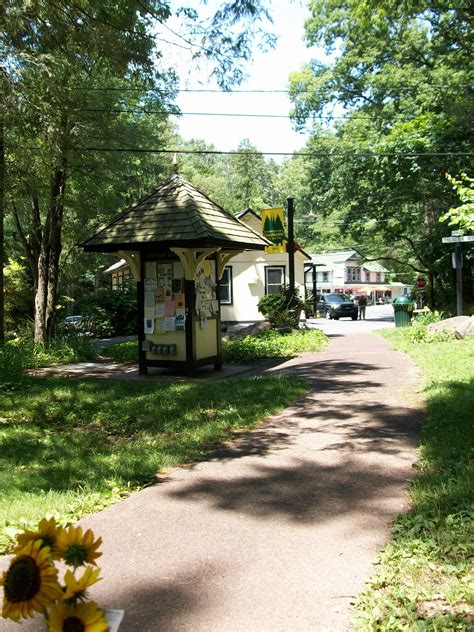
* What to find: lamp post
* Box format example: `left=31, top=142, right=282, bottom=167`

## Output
left=287, top=197, right=295, bottom=297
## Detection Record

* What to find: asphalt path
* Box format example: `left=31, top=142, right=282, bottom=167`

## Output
left=1, top=304, right=423, bottom=632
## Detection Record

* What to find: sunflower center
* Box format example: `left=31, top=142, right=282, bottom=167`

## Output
left=63, top=616, right=85, bottom=632
left=63, top=544, right=88, bottom=567
left=4, top=556, right=41, bottom=603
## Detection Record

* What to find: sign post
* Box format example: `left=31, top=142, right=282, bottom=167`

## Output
left=287, top=197, right=295, bottom=298
left=441, top=233, right=474, bottom=316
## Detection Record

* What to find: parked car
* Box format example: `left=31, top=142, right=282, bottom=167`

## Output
left=64, top=315, right=88, bottom=330
left=316, top=293, right=358, bottom=320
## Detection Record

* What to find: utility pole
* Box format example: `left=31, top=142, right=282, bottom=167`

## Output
left=454, top=243, right=463, bottom=316
left=287, top=197, right=295, bottom=297
left=442, top=232, right=474, bottom=316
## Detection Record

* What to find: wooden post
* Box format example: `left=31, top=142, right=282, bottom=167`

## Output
left=287, top=197, right=295, bottom=297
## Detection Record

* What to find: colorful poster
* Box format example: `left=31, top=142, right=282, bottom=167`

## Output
left=175, top=310, right=186, bottom=331
left=164, top=300, right=176, bottom=317
left=173, top=293, right=185, bottom=308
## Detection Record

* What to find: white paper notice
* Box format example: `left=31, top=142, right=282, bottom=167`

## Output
left=212, top=300, right=219, bottom=313
left=144, top=307, right=155, bottom=320
left=144, top=291, right=155, bottom=307
left=155, top=302, right=165, bottom=318
left=145, top=262, right=157, bottom=279
left=144, top=278, right=157, bottom=290
left=173, top=261, right=184, bottom=278
left=164, top=316, right=176, bottom=331
left=156, top=319, right=166, bottom=334
left=144, top=318, right=154, bottom=334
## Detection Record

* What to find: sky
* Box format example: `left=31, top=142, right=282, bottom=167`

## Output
left=159, top=1, right=321, bottom=158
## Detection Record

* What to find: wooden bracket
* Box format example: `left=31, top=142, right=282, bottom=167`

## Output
left=118, top=250, right=141, bottom=281
left=170, top=247, right=221, bottom=280
left=216, top=250, right=244, bottom=280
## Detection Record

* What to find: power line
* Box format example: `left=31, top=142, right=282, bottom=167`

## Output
left=76, top=107, right=466, bottom=123
left=69, top=84, right=473, bottom=93
left=62, top=147, right=474, bottom=158
left=11, top=143, right=472, bottom=158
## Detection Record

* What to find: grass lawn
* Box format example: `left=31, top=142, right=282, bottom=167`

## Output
left=0, top=373, right=307, bottom=554
left=354, top=330, right=474, bottom=631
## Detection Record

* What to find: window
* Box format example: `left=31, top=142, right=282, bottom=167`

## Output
left=265, top=266, right=285, bottom=294
left=376, top=272, right=382, bottom=282
left=346, top=267, right=361, bottom=282
left=218, top=266, right=233, bottom=304
left=322, top=271, right=329, bottom=282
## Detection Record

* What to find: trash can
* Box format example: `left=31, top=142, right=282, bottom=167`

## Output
left=393, top=296, right=414, bottom=327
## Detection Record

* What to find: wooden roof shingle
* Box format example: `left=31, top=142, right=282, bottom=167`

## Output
left=81, top=175, right=270, bottom=252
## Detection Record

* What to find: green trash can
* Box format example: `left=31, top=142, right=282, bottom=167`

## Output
left=393, top=296, right=414, bottom=327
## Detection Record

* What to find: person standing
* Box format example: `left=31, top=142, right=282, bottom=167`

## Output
left=358, top=293, right=367, bottom=320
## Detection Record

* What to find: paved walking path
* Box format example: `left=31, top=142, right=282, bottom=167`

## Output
left=1, top=330, right=423, bottom=631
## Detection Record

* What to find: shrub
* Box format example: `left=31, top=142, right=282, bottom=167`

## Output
left=222, top=328, right=328, bottom=363
left=403, top=310, right=455, bottom=344
left=258, top=288, right=307, bottom=328
left=104, top=340, right=138, bottom=363
left=75, top=287, right=137, bottom=337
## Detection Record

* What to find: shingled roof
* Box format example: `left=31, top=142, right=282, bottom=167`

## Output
left=81, top=175, right=270, bottom=253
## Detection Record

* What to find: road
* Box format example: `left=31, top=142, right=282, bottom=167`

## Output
left=305, top=303, right=395, bottom=335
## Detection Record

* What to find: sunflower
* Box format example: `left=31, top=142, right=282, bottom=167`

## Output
left=57, top=526, right=102, bottom=568
left=63, top=567, right=102, bottom=603
left=15, top=517, right=62, bottom=559
left=0, top=540, right=63, bottom=622
left=47, top=600, right=108, bottom=632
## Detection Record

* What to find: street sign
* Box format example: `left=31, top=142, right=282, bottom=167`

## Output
left=416, top=277, right=426, bottom=288
left=442, top=235, right=474, bottom=243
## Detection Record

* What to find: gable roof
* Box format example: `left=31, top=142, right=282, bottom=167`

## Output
left=308, top=249, right=388, bottom=272
left=82, top=176, right=270, bottom=253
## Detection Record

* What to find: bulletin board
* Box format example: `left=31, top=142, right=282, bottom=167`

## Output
left=194, top=259, right=219, bottom=329
left=143, top=260, right=186, bottom=336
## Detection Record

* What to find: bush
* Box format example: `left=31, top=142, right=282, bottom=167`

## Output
left=403, top=310, right=455, bottom=344
left=75, top=288, right=137, bottom=337
left=258, top=288, right=307, bottom=328
left=104, top=340, right=138, bottom=363
left=222, top=328, right=328, bottom=363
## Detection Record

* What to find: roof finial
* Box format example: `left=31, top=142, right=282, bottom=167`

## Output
left=172, top=152, right=179, bottom=175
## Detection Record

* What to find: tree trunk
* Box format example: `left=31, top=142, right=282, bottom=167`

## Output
left=0, top=100, right=4, bottom=342
left=428, top=270, right=436, bottom=309
left=33, top=165, right=67, bottom=342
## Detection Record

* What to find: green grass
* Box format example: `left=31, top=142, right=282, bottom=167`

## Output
left=0, top=373, right=307, bottom=554
left=1, top=336, right=98, bottom=389
left=105, top=328, right=329, bottom=365
left=354, top=330, right=474, bottom=631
